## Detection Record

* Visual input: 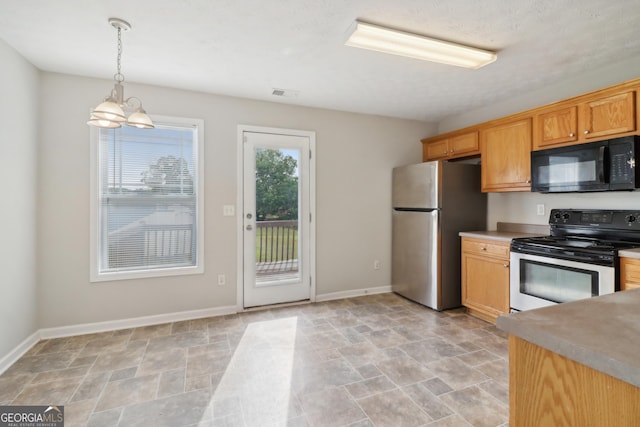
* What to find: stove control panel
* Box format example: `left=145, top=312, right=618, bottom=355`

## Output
left=550, top=209, right=640, bottom=229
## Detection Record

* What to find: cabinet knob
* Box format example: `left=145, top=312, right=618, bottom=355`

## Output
left=584, top=130, right=590, bottom=135
left=525, top=179, right=532, bottom=184
left=503, top=263, right=509, bottom=268
left=480, top=247, right=487, bottom=251
left=569, top=132, right=575, bottom=137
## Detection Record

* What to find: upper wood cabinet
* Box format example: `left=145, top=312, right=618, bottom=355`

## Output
left=422, top=131, right=479, bottom=161
left=533, top=90, right=637, bottom=150
left=534, top=106, right=578, bottom=149
left=582, top=91, right=636, bottom=140
left=481, top=118, right=532, bottom=192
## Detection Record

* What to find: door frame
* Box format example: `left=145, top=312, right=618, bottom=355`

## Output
left=236, top=125, right=316, bottom=311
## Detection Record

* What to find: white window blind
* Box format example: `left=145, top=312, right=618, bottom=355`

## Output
left=92, top=118, right=203, bottom=280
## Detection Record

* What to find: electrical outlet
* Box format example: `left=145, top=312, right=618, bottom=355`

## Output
left=373, top=260, right=381, bottom=270
left=536, top=204, right=545, bottom=216
left=217, top=274, right=226, bottom=285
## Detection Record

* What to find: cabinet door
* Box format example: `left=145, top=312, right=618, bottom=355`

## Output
left=462, top=253, right=510, bottom=322
left=620, top=257, right=640, bottom=290
left=449, top=132, right=479, bottom=158
left=581, top=91, right=636, bottom=139
left=424, top=139, right=449, bottom=161
left=534, top=106, right=578, bottom=149
left=481, top=118, right=532, bottom=192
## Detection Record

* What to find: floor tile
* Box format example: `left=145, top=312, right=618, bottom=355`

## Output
left=425, top=358, right=489, bottom=391
left=299, top=387, right=366, bottom=427
left=375, top=355, right=434, bottom=386
left=118, top=389, right=213, bottom=427
left=345, top=375, right=397, bottom=399
left=137, top=347, right=187, bottom=376
left=12, top=377, right=81, bottom=405
left=403, top=382, right=454, bottom=420
left=438, top=385, right=508, bottom=427
left=89, top=347, right=145, bottom=373
left=357, top=388, right=432, bottom=427
left=71, top=372, right=110, bottom=402
left=94, top=374, right=160, bottom=412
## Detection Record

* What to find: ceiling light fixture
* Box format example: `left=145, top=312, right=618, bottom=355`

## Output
left=345, top=20, right=497, bottom=69
left=87, top=18, right=154, bottom=129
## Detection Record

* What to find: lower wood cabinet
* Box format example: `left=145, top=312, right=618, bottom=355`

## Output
left=509, top=336, right=640, bottom=426
left=620, top=257, right=640, bottom=290
left=461, top=237, right=510, bottom=323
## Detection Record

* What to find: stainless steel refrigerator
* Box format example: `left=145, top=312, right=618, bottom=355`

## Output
left=392, top=161, right=487, bottom=310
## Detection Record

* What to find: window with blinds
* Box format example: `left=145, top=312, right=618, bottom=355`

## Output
left=90, top=117, right=204, bottom=281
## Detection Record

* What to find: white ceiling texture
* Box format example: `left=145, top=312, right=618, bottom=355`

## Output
left=1, top=0, right=640, bottom=122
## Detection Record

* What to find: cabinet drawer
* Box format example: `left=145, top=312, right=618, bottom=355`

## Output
left=462, top=238, right=510, bottom=258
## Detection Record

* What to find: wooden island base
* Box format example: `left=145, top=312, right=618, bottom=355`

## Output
left=509, top=336, right=640, bottom=426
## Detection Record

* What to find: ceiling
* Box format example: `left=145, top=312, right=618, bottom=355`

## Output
left=2, top=0, right=640, bottom=122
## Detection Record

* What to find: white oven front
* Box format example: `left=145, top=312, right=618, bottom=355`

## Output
left=510, top=252, right=615, bottom=312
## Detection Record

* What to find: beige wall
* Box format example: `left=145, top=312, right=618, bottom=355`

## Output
left=0, top=40, right=39, bottom=358
left=36, top=72, right=434, bottom=329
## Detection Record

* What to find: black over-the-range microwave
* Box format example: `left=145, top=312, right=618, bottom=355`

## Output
left=531, top=135, right=640, bottom=193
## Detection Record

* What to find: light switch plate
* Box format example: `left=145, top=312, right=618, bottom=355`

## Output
left=223, top=205, right=235, bottom=216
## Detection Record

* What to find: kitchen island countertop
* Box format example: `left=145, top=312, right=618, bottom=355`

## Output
left=497, top=289, right=640, bottom=387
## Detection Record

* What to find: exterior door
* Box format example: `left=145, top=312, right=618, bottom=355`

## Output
left=240, top=127, right=314, bottom=308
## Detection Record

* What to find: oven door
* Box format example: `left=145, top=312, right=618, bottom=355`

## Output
left=510, top=252, right=615, bottom=311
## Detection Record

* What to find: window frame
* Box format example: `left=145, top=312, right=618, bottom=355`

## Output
left=89, top=115, right=205, bottom=282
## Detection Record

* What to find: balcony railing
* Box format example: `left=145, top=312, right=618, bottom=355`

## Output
left=256, top=220, right=299, bottom=280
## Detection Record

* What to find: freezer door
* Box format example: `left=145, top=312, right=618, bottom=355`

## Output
left=392, top=209, right=439, bottom=309
left=392, top=162, right=439, bottom=209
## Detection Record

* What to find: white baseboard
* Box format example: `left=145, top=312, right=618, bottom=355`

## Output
left=0, top=331, right=41, bottom=376
left=315, top=286, right=392, bottom=302
left=39, top=305, right=238, bottom=340
left=0, top=305, right=237, bottom=376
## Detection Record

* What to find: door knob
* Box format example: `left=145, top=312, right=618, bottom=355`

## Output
left=246, top=225, right=253, bottom=231
left=246, top=213, right=253, bottom=219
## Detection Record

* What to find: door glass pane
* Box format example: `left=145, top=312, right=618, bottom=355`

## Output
left=520, top=260, right=596, bottom=303
left=254, top=147, right=300, bottom=285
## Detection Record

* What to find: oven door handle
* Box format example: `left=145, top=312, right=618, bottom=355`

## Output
left=511, top=249, right=612, bottom=265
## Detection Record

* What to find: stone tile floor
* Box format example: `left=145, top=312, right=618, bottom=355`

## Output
left=0, top=293, right=509, bottom=426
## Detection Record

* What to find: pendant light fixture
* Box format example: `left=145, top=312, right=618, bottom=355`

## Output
left=88, top=18, right=154, bottom=129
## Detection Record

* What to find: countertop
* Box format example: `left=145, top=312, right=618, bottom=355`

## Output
left=497, top=289, right=640, bottom=387
left=620, top=248, right=640, bottom=259
left=458, top=230, right=544, bottom=243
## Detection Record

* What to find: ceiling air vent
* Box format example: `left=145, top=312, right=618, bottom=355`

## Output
left=272, top=88, right=300, bottom=98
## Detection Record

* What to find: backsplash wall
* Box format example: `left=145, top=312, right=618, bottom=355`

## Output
left=487, top=191, right=640, bottom=229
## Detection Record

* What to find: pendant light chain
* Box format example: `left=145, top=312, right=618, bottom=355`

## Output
left=115, top=26, right=124, bottom=83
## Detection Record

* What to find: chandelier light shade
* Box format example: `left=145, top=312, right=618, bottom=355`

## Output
left=345, top=20, right=497, bottom=69
left=88, top=18, right=154, bottom=129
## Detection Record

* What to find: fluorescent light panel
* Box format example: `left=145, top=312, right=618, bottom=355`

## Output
left=345, top=21, right=497, bottom=69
